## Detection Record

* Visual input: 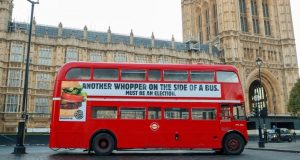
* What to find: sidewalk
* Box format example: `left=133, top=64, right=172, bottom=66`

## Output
left=246, top=140, right=300, bottom=153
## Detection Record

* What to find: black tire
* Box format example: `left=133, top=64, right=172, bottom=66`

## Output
left=214, top=149, right=224, bottom=155
left=288, top=137, right=293, bottom=142
left=223, top=133, right=245, bottom=155
left=92, top=133, right=115, bottom=156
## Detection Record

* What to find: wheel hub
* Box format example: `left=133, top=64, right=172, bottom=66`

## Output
left=99, top=139, right=108, bottom=149
left=227, top=139, right=240, bottom=151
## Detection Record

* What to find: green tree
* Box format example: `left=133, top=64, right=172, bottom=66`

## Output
left=288, top=79, right=300, bottom=116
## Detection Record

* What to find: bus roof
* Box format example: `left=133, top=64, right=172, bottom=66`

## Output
left=57, top=62, right=239, bottom=77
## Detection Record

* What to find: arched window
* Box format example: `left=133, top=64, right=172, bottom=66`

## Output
left=213, top=4, right=218, bottom=36
left=198, top=14, right=203, bottom=44
left=262, top=0, right=271, bottom=36
left=205, top=10, right=210, bottom=41
left=249, top=80, right=268, bottom=113
left=239, top=0, right=248, bottom=32
left=251, top=0, right=259, bottom=34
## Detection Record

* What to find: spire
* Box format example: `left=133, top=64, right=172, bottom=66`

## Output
left=107, top=26, right=112, bottom=43
left=83, top=25, right=88, bottom=40
left=32, top=17, right=36, bottom=25
left=151, top=32, right=155, bottom=48
left=0, top=0, right=13, bottom=31
left=108, top=26, right=111, bottom=33
left=130, top=29, right=134, bottom=45
left=95, top=34, right=99, bottom=42
left=58, top=22, right=63, bottom=37
left=171, top=35, right=175, bottom=50
left=130, top=29, right=134, bottom=36
left=209, top=42, right=212, bottom=54
left=32, top=17, right=36, bottom=35
left=44, top=28, right=48, bottom=38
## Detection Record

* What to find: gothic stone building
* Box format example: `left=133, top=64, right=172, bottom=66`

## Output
left=0, top=0, right=298, bottom=132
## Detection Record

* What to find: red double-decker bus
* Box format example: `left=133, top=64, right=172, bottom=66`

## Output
left=50, top=62, right=248, bottom=155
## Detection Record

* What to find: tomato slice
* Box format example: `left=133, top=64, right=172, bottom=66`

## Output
left=61, top=92, right=84, bottom=102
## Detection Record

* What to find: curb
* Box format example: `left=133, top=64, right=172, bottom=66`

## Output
left=246, top=147, right=300, bottom=153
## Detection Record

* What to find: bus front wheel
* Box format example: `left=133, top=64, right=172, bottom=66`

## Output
left=92, top=133, right=115, bottom=156
left=223, top=133, right=244, bottom=155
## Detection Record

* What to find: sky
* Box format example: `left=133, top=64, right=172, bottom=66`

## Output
left=11, top=0, right=300, bottom=75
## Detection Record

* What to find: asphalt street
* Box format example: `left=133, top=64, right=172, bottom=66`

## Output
left=0, top=146, right=299, bottom=160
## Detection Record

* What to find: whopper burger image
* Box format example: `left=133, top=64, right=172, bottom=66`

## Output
left=60, top=81, right=87, bottom=119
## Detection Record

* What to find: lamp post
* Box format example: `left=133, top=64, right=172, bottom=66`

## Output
left=256, top=57, right=265, bottom=148
left=13, top=0, right=39, bottom=154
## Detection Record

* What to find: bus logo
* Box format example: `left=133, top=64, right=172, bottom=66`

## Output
left=150, top=122, right=160, bottom=131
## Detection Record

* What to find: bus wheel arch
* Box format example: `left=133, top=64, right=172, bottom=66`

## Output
left=89, top=130, right=117, bottom=155
left=221, top=131, right=246, bottom=155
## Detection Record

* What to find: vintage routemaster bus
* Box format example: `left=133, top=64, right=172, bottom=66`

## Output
left=50, top=62, right=248, bottom=155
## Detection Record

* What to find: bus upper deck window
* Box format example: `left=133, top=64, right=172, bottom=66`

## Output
left=164, top=70, right=188, bottom=82
left=216, top=71, right=239, bottom=83
left=121, top=69, right=146, bottom=81
left=191, top=71, right=214, bottom=82
left=94, top=69, right=118, bottom=80
left=66, top=68, right=91, bottom=80
left=148, top=70, right=161, bottom=81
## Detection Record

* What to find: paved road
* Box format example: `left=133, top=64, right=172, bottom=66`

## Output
left=246, top=141, right=300, bottom=152
left=0, top=146, right=299, bottom=160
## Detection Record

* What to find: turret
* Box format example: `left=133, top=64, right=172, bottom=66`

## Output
left=0, top=0, right=13, bottom=32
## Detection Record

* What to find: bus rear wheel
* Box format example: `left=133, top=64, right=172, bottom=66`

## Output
left=214, top=149, right=224, bottom=155
left=92, top=133, right=115, bottom=156
left=223, top=133, right=244, bottom=155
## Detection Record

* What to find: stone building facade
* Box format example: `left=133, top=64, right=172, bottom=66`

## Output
left=0, top=0, right=298, bottom=132
left=182, top=0, right=298, bottom=116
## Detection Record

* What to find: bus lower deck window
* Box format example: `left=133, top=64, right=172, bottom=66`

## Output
left=120, top=108, right=145, bottom=119
left=233, top=105, right=246, bottom=120
left=192, top=108, right=216, bottom=120
left=92, top=107, right=117, bottom=119
left=221, top=105, right=231, bottom=120
left=165, top=108, right=189, bottom=119
left=148, top=107, right=161, bottom=120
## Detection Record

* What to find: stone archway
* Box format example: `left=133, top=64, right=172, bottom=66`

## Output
left=245, top=68, right=283, bottom=115
left=248, top=80, right=268, bottom=112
